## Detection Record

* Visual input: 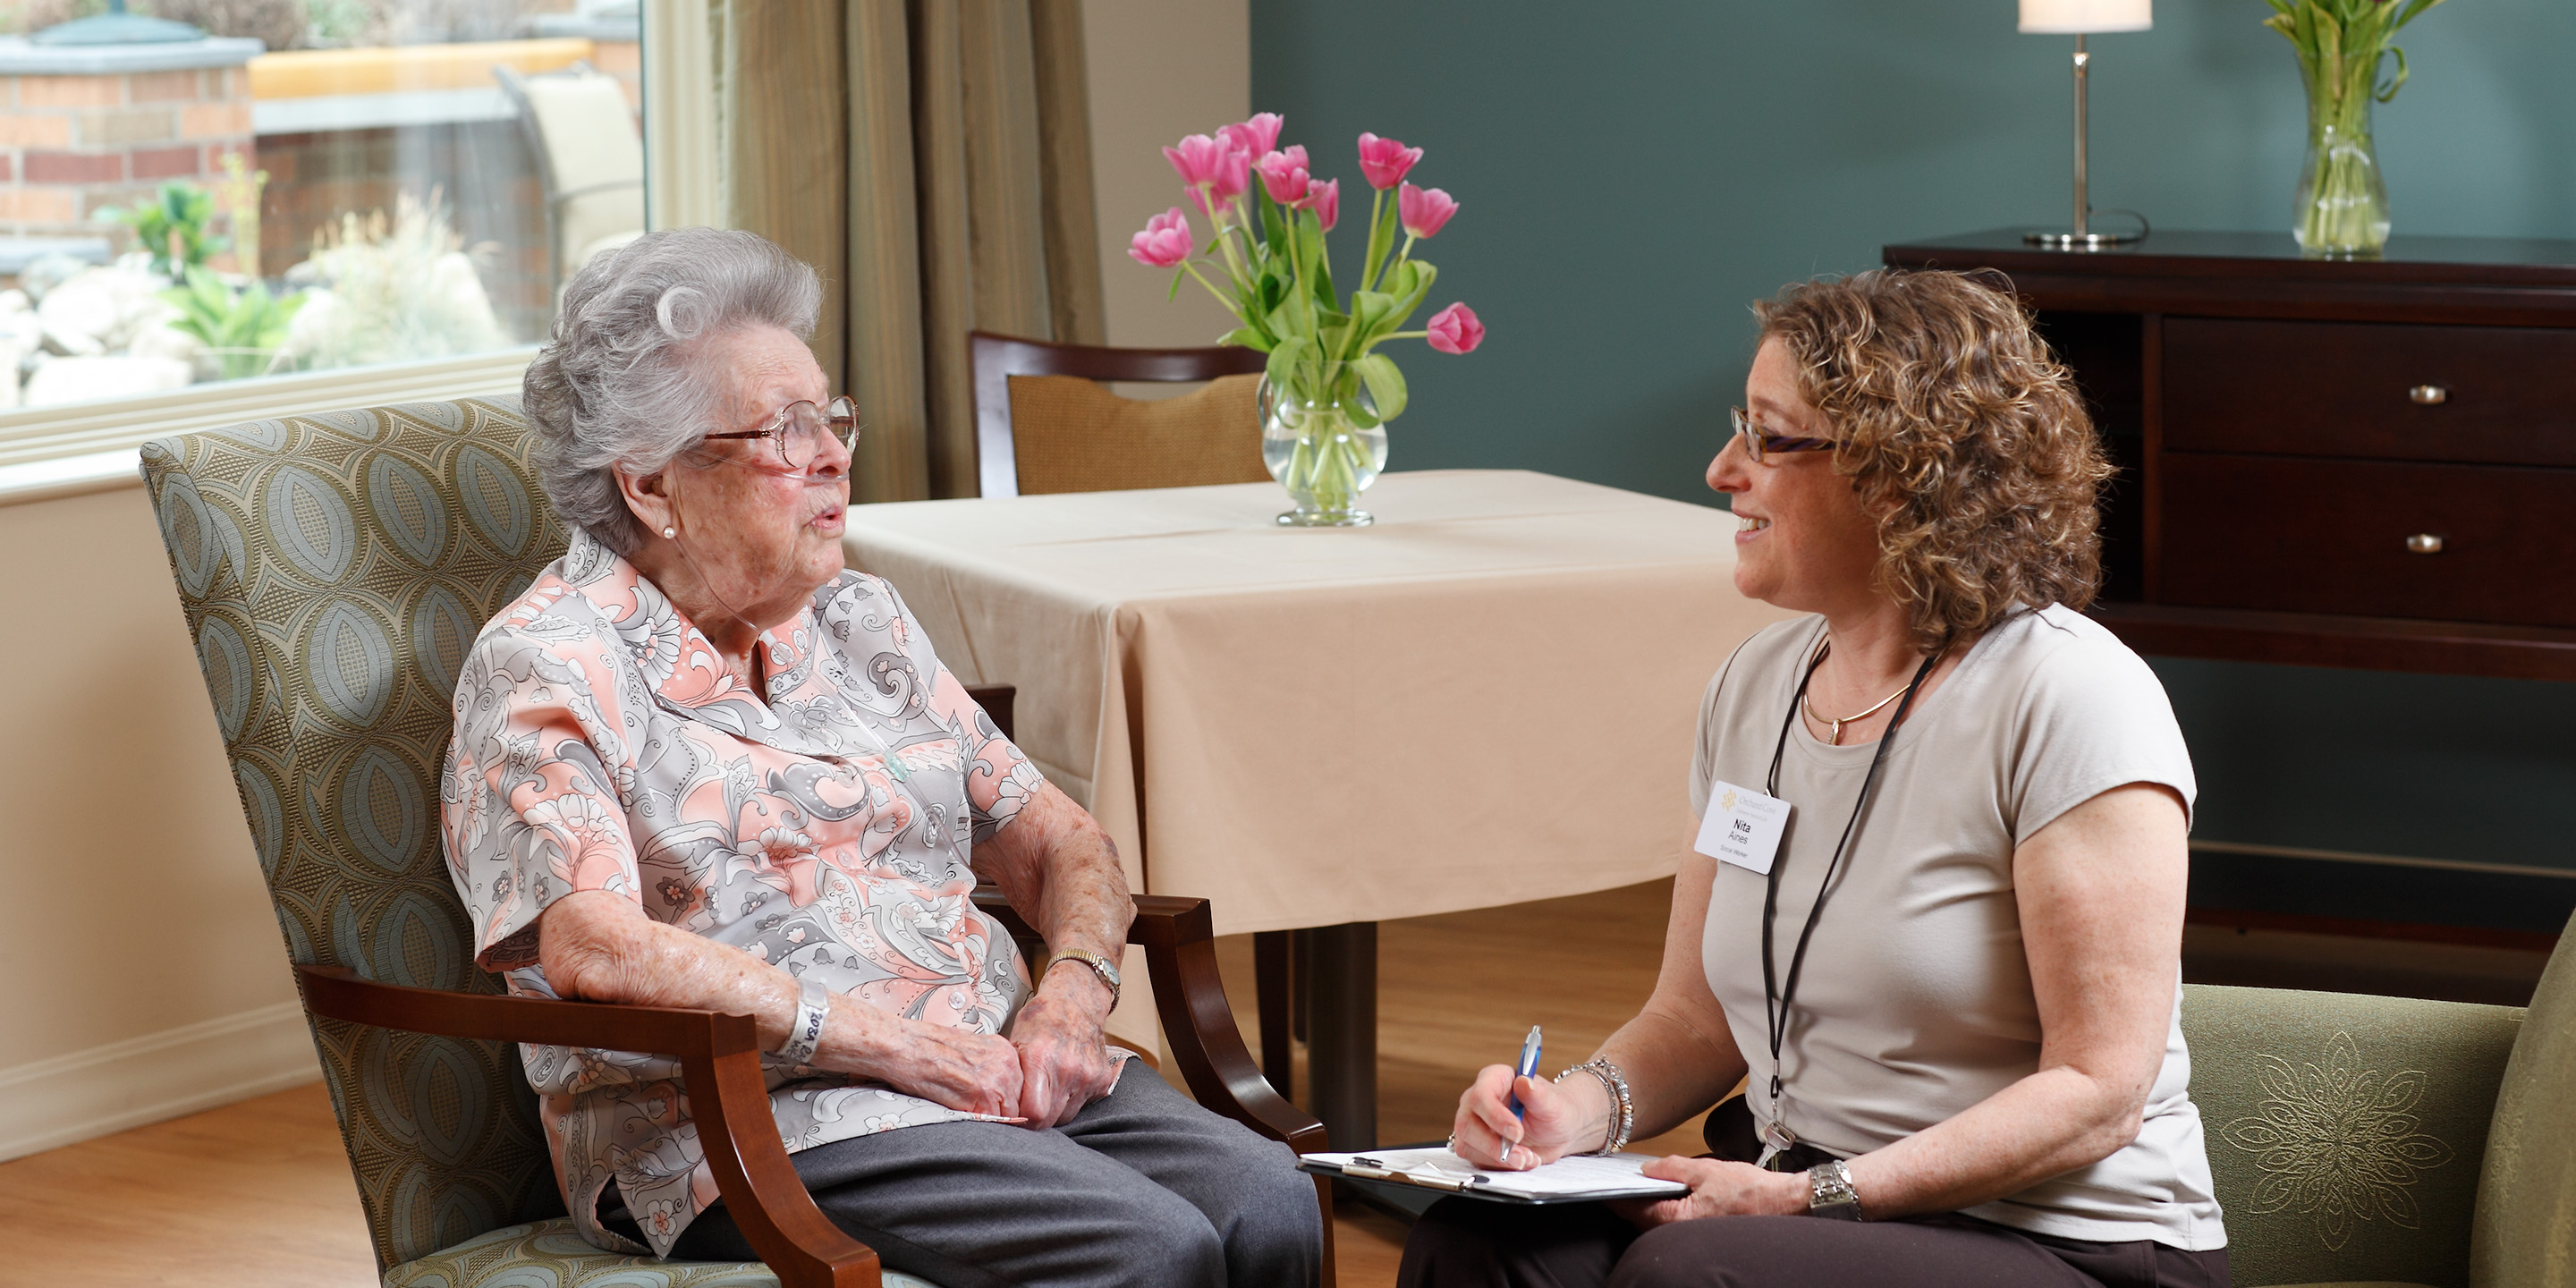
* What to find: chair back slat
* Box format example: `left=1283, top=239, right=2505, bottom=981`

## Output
left=969, top=330, right=1267, bottom=497
left=140, top=397, right=573, bottom=1271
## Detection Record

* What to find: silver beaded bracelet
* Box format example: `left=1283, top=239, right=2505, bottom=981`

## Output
left=1555, top=1057, right=1635, bottom=1156
left=775, top=978, right=829, bottom=1065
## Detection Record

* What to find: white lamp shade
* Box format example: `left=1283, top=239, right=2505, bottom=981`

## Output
left=2019, top=0, right=2150, bottom=34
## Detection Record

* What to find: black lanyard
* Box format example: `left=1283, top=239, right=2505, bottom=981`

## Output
left=1757, top=635, right=1941, bottom=1159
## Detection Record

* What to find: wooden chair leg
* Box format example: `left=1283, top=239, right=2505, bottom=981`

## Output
left=1292, top=926, right=1312, bottom=1044
left=1315, top=1173, right=1340, bottom=1288
left=1255, top=929, right=1295, bottom=1098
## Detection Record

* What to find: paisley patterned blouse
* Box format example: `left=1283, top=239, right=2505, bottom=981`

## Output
left=442, top=528, right=1049, bottom=1258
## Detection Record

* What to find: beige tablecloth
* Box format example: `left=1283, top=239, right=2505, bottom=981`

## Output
left=845, top=468, right=1796, bottom=942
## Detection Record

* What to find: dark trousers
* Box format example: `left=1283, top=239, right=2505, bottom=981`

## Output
left=611, top=1062, right=1322, bottom=1288
left=1398, top=1099, right=2228, bottom=1288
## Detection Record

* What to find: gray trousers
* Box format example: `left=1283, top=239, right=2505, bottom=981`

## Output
left=620, top=1062, right=1322, bottom=1288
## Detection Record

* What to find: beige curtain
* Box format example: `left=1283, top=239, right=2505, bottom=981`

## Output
left=723, top=0, right=1106, bottom=503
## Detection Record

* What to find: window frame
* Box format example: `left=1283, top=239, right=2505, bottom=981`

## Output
left=0, top=345, right=535, bottom=505
left=0, top=2, right=719, bottom=508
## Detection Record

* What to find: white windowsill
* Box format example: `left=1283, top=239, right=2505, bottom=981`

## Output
left=0, top=346, right=536, bottom=507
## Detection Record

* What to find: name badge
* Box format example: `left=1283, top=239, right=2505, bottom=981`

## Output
left=1694, top=779, right=1791, bottom=875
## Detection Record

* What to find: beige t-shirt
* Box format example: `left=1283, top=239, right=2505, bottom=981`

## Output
left=1689, top=606, right=2225, bottom=1250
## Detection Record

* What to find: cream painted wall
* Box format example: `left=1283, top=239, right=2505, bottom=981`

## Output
left=0, top=485, right=288, bottom=1057
left=1085, top=0, right=1248, bottom=351
left=0, top=481, right=316, bottom=1158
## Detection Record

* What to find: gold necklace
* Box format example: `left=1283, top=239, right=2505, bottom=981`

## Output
left=1801, top=642, right=1914, bottom=745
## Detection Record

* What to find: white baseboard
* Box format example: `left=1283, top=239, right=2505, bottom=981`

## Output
left=0, top=1001, right=323, bottom=1163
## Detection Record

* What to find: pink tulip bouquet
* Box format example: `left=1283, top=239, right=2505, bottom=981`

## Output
left=1129, top=114, right=1482, bottom=525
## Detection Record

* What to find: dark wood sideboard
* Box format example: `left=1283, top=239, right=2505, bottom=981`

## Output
left=1883, top=230, right=2576, bottom=682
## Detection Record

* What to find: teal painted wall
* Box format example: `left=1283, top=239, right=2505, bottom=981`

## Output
left=1241, top=0, right=2576, bottom=922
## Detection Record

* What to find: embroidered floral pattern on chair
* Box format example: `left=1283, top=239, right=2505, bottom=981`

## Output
left=2219, top=1030, right=2455, bottom=1251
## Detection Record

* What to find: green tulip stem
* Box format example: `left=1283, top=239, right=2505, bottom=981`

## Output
left=2295, top=49, right=2386, bottom=253
left=1178, top=259, right=1239, bottom=310
left=1360, top=188, right=1391, bottom=293
left=1212, top=219, right=1256, bottom=292
left=1275, top=402, right=1371, bottom=520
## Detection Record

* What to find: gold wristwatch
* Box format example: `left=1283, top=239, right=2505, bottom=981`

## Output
left=1040, top=948, right=1122, bottom=1009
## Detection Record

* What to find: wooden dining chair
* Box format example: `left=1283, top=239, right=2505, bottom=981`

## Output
left=968, top=330, right=1269, bottom=499
left=968, top=331, right=1318, bottom=1100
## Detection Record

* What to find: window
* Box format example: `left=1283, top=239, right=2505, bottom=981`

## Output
left=0, top=0, right=650, bottom=476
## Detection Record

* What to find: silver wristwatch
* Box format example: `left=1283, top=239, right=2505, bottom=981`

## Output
left=1806, top=1158, right=1863, bottom=1220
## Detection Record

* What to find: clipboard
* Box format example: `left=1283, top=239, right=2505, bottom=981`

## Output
left=1298, top=1147, right=1690, bottom=1205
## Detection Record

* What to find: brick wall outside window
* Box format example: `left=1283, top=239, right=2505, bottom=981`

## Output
left=0, top=55, right=258, bottom=250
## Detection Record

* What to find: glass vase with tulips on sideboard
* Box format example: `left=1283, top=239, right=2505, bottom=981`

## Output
left=1128, top=114, right=1483, bottom=526
left=2265, top=0, right=2452, bottom=258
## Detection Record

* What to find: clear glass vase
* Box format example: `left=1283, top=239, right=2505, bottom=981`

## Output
left=1259, top=378, right=1389, bottom=528
left=2292, top=52, right=2390, bottom=258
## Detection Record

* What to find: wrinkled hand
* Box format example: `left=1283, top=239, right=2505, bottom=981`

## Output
left=1612, top=1157, right=1806, bottom=1228
left=1010, top=985, right=1123, bottom=1130
left=876, top=1020, right=1025, bottom=1119
left=1450, top=1063, right=1591, bottom=1171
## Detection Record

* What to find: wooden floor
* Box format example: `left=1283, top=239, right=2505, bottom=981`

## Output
left=0, top=1080, right=377, bottom=1288
left=2, top=878, right=2552, bottom=1288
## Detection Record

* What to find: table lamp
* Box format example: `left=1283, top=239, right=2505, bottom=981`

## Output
left=2021, top=0, right=2150, bottom=250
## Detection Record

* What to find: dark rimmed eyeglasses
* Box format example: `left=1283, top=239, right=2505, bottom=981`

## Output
left=1728, top=405, right=1835, bottom=464
left=701, top=395, right=860, bottom=472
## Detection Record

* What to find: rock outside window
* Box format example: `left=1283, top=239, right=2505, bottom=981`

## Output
left=0, top=0, right=642, bottom=413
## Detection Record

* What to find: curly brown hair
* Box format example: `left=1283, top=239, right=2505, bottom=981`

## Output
left=1752, top=268, right=2114, bottom=655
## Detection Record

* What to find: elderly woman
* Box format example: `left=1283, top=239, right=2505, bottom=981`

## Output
left=1402, top=270, right=2228, bottom=1288
left=442, top=227, right=1320, bottom=1287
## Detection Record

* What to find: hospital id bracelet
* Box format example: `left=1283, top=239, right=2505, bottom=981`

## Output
left=775, top=978, right=829, bottom=1065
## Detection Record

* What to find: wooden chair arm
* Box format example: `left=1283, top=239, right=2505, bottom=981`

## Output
left=294, top=964, right=882, bottom=1288
left=968, top=889, right=1325, bottom=1154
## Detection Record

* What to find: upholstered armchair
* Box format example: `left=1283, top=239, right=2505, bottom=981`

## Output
left=2177, top=917, right=2574, bottom=1288
left=140, top=397, right=1327, bottom=1288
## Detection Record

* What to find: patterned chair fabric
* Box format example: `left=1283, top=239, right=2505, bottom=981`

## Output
left=2181, top=984, right=2524, bottom=1288
left=140, top=399, right=787, bottom=1285
left=380, top=1219, right=939, bottom=1288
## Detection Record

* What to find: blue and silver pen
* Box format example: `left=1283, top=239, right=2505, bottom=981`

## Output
left=1500, top=1024, right=1541, bottom=1162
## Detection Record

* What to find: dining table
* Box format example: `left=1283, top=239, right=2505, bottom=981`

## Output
left=842, top=468, right=1796, bottom=1148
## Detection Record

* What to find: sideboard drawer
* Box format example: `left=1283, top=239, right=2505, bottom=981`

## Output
left=2159, top=453, right=2576, bottom=628
left=2163, top=318, right=2576, bottom=467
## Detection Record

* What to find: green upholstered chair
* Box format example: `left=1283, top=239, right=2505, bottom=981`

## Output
left=140, top=396, right=1327, bottom=1288
left=2179, top=912, right=2576, bottom=1288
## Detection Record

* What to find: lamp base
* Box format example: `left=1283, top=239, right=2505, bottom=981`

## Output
left=2021, top=227, right=2145, bottom=250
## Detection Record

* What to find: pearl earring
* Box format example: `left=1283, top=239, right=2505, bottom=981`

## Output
left=662, top=526, right=676, bottom=538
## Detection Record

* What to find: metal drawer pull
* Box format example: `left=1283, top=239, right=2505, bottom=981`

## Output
left=2409, top=384, right=2448, bottom=405
left=2405, top=533, right=2445, bottom=555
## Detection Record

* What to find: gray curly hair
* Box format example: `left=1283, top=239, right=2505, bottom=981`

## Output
left=521, top=227, right=823, bottom=555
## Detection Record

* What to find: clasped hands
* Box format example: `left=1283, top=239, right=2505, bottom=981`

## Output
left=1450, top=1063, right=1809, bottom=1226
left=883, top=967, right=1121, bottom=1130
